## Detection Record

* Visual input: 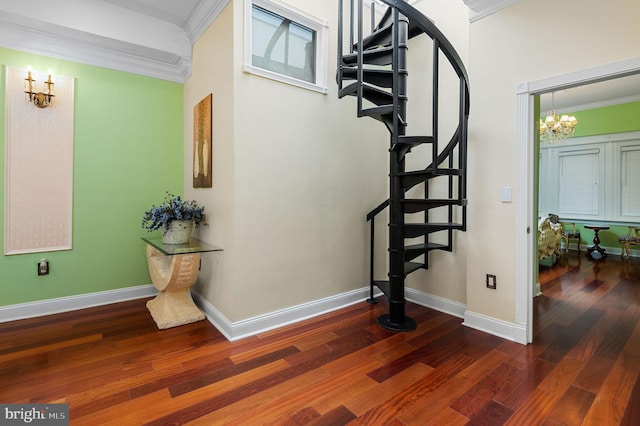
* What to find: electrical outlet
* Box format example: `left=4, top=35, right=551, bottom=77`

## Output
left=486, top=274, right=496, bottom=289
left=38, top=259, right=49, bottom=276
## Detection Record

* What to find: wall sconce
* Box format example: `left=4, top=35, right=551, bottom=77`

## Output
left=24, top=66, right=55, bottom=108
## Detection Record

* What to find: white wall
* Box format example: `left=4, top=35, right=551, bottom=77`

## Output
left=466, top=0, right=640, bottom=323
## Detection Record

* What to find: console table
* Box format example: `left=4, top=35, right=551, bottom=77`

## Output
left=584, top=225, right=609, bottom=261
left=142, top=237, right=222, bottom=329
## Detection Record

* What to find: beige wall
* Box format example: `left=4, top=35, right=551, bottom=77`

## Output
left=404, top=0, right=470, bottom=305
left=186, top=0, right=389, bottom=323
left=185, top=3, right=236, bottom=318
left=466, top=0, right=640, bottom=322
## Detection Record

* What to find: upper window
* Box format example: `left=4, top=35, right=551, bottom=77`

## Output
left=245, top=0, right=328, bottom=93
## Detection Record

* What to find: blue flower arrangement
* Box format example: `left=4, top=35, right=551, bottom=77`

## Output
left=142, top=192, right=207, bottom=233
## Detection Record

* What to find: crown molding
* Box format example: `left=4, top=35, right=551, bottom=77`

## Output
left=0, top=10, right=191, bottom=82
left=463, top=0, right=522, bottom=22
left=186, top=0, right=231, bottom=44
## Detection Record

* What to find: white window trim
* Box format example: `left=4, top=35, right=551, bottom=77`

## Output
left=244, top=0, right=329, bottom=94
left=539, top=130, right=640, bottom=224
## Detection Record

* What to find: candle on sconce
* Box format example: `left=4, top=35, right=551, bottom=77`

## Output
left=25, top=65, right=34, bottom=94
left=46, top=69, right=54, bottom=95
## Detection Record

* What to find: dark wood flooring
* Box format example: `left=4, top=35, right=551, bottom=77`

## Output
left=1, top=253, right=639, bottom=425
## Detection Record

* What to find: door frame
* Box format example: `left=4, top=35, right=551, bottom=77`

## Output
left=515, top=57, right=640, bottom=344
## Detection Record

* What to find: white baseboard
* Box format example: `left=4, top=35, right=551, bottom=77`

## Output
left=0, top=285, right=157, bottom=323
left=463, top=310, right=527, bottom=344
left=192, top=287, right=381, bottom=341
left=405, top=288, right=467, bottom=319
left=194, top=287, right=521, bottom=343
left=193, top=286, right=469, bottom=342
left=1, top=283, right=527, bottom=346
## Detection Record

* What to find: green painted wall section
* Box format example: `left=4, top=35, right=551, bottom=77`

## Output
left=571, top=100, right=640, bottom=137
left=0, top=48, right=184, bottom=307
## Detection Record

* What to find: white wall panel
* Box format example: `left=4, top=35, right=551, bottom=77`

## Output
left=4, top=66, right=74, bottom=255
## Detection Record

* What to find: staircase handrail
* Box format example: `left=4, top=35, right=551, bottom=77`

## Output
left=376, top=0, right=470, bottom=95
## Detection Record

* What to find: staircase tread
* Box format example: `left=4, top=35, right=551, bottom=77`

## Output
left=403, top=222, right=464, bottom=227
left=404, top=242, right=448, bottom=262
left=354, top=23, right=393, bottom=50
left=361, top=106, right=407, bottom=127
left=341, top=67, right=399, bottom=89
left=403, top=198, right=460, bottom=203
left=373, top=280, right=390, bottom=298
left=405, top=242, right=448, bottom=250
left=339, top=81, right=390, bottom=98
left=396, top=136, right=435, bottom=144
left=341, top=66, right=393, bottom=73
left=339, top=82, right=405, bottom=107
left=362, top=104, right=394, bottom=114
left=404, top=262, right=423, bottom=275
left=342, top=46, right=394, bottom=66
left=397, top=168, right=462, bottom=177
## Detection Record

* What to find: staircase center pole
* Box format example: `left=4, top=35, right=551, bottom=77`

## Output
left=377, top=8, right=416, bottom=332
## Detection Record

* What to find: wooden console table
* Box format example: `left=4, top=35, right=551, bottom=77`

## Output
left=584, top=225, right=609, bottom=261
left=142, top=237, right=222, bottom=329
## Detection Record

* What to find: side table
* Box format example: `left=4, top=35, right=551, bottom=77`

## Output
left=142, top=237, right=222, bottom=329
left=584, top=225, right=609, bottom=261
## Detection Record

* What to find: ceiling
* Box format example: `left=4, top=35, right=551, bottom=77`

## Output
left=101, top=0, right=225, bottom=40
left=1, top=0, right=638, bottom=109
left=0, top=0, right=230, bottom=82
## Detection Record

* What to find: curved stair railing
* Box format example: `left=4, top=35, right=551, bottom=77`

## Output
left=337, top=0, right=470, bottom=331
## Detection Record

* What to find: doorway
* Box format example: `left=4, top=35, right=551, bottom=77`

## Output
left=514, top=57, right=640, bottom=344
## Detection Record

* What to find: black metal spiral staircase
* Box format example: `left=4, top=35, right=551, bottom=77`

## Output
left=337, top=0, right=470, bottom=331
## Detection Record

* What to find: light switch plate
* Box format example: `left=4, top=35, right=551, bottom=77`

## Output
left=500, top=187, right=512, bottom=203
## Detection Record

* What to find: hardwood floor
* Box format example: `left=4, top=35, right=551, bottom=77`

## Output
left=1, top=254, right=639, bottom=425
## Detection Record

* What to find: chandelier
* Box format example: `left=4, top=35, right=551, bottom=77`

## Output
left=539, top=92, right=577, bottom=143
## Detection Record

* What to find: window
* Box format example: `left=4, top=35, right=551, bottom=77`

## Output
left=539, top=131, right=640, bottom=223
left=557, top=148, right=601, bottom=217
left=245, top=0, right=328, bottom=93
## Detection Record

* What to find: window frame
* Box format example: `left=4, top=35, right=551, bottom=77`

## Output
left=244, top=0, right=329, bottom=94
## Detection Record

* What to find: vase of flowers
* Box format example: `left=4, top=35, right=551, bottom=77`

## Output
left=142, top=192, right=207, bottom=244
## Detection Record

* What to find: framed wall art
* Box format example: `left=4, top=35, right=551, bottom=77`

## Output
left=193, top=93, right=212, bottom=188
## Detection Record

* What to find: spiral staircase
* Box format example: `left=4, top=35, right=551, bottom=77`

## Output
left=337, top=0, right=470, bottom=331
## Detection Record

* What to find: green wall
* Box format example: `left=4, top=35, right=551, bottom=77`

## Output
left=0, top=48, right=184, bottom=307
left=548, top=100, right=640, bottom=253
left=562, top=223, right=633, bottom=255
left=571, top=100, right=640, bottom=137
